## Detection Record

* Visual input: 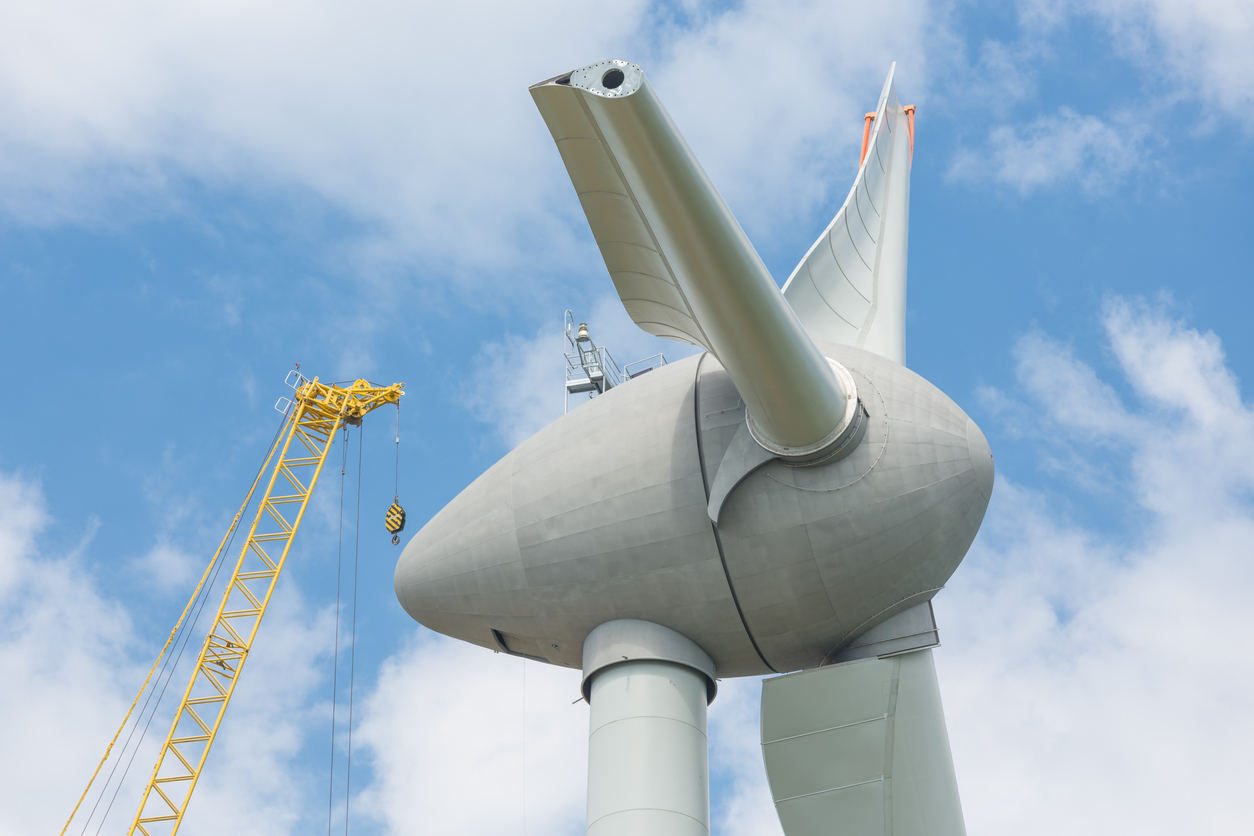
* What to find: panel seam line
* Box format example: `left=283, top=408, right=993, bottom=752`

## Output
left=774, top=777, right=884, bottom=804
left=692, top=352, right=777, bottom=674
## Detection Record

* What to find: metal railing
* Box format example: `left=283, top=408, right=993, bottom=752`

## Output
left=563, top=310, right=667, bottom=413
left=625, top=353, right=667, bottom=379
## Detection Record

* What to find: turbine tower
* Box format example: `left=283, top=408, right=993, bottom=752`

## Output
left=395, top=60, right=992, bottom=836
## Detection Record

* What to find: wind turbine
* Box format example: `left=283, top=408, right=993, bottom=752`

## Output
left=395, top=59, right=991, bottom=836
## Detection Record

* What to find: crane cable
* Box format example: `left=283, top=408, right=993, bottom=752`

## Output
left=63, top=412, right=289, bottom=836
left=385, top=403, right=404, bottom=546
left=92, top=415, right=289, bottom=836
left=327, top=426, right=350, bottom=836
left=345, top=422, right=364, bottom=834
left=523, top=659, right=527, bottom=836
left=327, top=424, right=364, bottom=835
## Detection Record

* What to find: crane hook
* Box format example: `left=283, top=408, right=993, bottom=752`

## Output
left=385, top=497, right=406, bottom=546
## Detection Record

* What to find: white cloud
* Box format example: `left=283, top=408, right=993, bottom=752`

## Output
left=647, top=0, right=935, bottom=241
left=178, top=588, right=337, bottom=836
left=136, top=538, right=200, bottom=589
left=967, top=38, right=1042, bottom=107
left=13, top=292, right=1254, bottom=836
left=709, top=676, right=784, bottom=836
left=937, top=296, right=1254, bottom=834
left=1004, top=1, right=1254, bottom=129
left=0, top=468, right=337, bottom=836
left=446, top=289, right=1244, bottom=836
left=0, top=478, right=140, bottom=836
left=938, top=1, right=1254, bottom=196
left=1092, top=0, right=1254, bottom=127
left=0, top=0, right=645, bottom=273
left=698, top=298, right=1254, bottom=834
left=949, top=106, right=1149, bottom=194
left=353, top=631, right=793, bottom=836
left=465, top=318, right=567, bottom=450
left=354, top=631, right=589, bottom=836
left=466, top=293, right=700, bottom=449
left=0, top=472, right=47, bottom=595
left=0, top=1, right=938, bottom=288
left=129, top=444, right=244, bottom=591
left=1006, top=0, right=1254, bottom=127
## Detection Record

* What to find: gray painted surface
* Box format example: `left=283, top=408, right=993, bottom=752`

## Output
left=587, top=658, right=711, bottom=836
left=698, top=344, right=993, bottom=673
left=826, top=601, right=939, bottom=665
left=761, top=649, right=965, bottom=836
left=394, top=342, right=993, bottom=678
left=395, top=58, right=993, bottom=680
left=395, top=356, right=761, bottom=674
left=705, top=421, right=776, bottom=524
left=396, top=57, right=988, bottom=836
left=581, top=618, right=717, bottom=702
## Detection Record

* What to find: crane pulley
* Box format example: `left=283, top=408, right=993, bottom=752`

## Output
left=62, top=374, right=403, bottom=836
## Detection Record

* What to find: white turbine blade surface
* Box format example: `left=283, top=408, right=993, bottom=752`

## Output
left=782, top=65, right=911, bottom=367
left=760, top=649, right=965, bottom=836
left=531, top=63, right=711, bottom=351
left=531, top=61, right=850, bottom=455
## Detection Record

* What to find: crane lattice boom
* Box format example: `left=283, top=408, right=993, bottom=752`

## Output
left=100, top=376, right=404, bottom=836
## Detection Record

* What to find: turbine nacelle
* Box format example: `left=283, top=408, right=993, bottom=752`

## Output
left=395, top=340, right=991, bottom=675
left=395, top=60, right=989, bottom=673
left=394, top=59, right=992, bottom=836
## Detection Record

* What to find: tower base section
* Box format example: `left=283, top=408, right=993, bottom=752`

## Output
left=583, top=620, right=716, bottom=836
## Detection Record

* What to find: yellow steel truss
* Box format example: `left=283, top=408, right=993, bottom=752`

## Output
left=106, top=376, right=403, bottom=836
left=58, top=451, right=273, bottom=836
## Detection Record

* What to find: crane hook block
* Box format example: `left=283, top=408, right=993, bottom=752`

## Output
left=386, top=499, right=406, bottom=545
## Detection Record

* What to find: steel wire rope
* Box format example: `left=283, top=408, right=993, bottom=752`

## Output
left=523, top=658, right=527, bottom=836
left=343, top=424, right=364, bottom=834
left=328, top=426, right=350, bottom=836
left=87, top=410, right=291, bottom=836
left=68, top=417, right=277, bottom=836
left=76, top=412, right=288, bottom=836
left=77, top=564, right=214, bottom=836
left=73, top=559, right=214, bottom=836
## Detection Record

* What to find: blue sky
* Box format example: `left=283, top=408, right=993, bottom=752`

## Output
left=3, top=1, right=1253, bottom=834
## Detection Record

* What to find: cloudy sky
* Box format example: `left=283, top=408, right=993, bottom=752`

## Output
left=3, top=0, right=1252, bottom=834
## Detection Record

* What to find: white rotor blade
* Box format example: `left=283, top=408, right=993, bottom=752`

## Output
left=761, top=644, right=965, bottom=836
left=531, top=60, right=852, bottom=457
left=782, top=64, right=912, bottom=366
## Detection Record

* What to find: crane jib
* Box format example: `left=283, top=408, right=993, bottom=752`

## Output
left=61, top=376, right=402, bottom=836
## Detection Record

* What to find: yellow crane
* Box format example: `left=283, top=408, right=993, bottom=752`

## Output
left=61, top=374, right=404, bottom=836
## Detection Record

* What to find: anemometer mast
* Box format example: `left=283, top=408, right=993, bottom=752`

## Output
left=63, top=374, right=402, bottom=836
left=563, top=310, right=668, bottom=413
left=564, top=309, right=623, bottom=411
